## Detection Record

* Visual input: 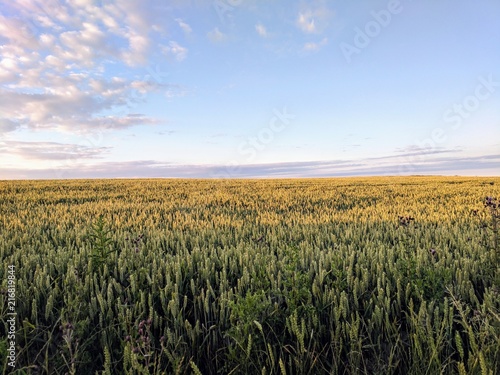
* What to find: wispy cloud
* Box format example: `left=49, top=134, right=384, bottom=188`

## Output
left=2, top=150, right=499, bottom=179
left=176, top=18, right=192, bottom=35
left=296, top=1, right=333, bottom=34
left=162, top=41, right=188, bottom=62
left=377, top=146, right=462, bottom=160
left=0, top=141, right=111, bottom=161
left=255, top=23, right=268, bottom=38
left=207, top=27, right=227, bottom=43
left=303, top=37, right=328, bottom=52
left=297, top=12, right=316, bottom=33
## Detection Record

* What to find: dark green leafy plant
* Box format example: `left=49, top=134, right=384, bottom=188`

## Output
left=88, top=215, right=116, bottom=272
left=226, top=290, right=274, bottom=372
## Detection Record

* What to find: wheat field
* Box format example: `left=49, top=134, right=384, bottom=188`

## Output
left=1, top=176, right=499, bottom=374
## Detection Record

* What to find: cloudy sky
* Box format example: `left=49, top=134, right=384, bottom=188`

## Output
left=0, top=0, right=499, bottom=179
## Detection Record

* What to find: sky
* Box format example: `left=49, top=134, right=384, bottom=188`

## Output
left=0, top=0, right=499, bottom=179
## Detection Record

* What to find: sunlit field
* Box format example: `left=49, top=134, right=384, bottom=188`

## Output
left=1, top=177, right=499, bottom=374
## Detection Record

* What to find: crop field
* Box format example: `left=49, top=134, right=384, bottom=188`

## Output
left=1, top=176, right=499, bottom=374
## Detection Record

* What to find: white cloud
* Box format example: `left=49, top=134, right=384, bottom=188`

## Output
left=44, top=54, right=66, bottom=71
left=1, top=1, right=157, bottom=68
left=121, top=32, right=150, bottom=66
left=0, top=14, right=39, bottom=49
left=0, top=0, right=187, bottom=133
left=207, top=27, right=227, bottom=43
left=297, top=12, right=316, bottom=33
left=255, top=23, right=268, bottom=38
left=303, top=37, right=328, bottom=52
left=0, top=72, right=172, bottom=133
left=0, top=68, right=17, bottom=83
left=176, top=18, right=192, bottom=35
left=162, top=41, right=188, bottom=62
left=296, top=1, right=333, bottom=34
left=0, top=56, right=20, bottom=83
left=39, top=33, right=56, bottom=46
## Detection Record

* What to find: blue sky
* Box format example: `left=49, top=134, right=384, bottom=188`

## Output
left=0, top=0, right=499, bottom=179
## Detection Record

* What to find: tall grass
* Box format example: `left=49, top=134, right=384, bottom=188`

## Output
left=0, top=177, right=499, bottom=374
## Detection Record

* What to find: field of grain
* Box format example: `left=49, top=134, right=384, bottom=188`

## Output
left=1, top=177, right=499, bottom=374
